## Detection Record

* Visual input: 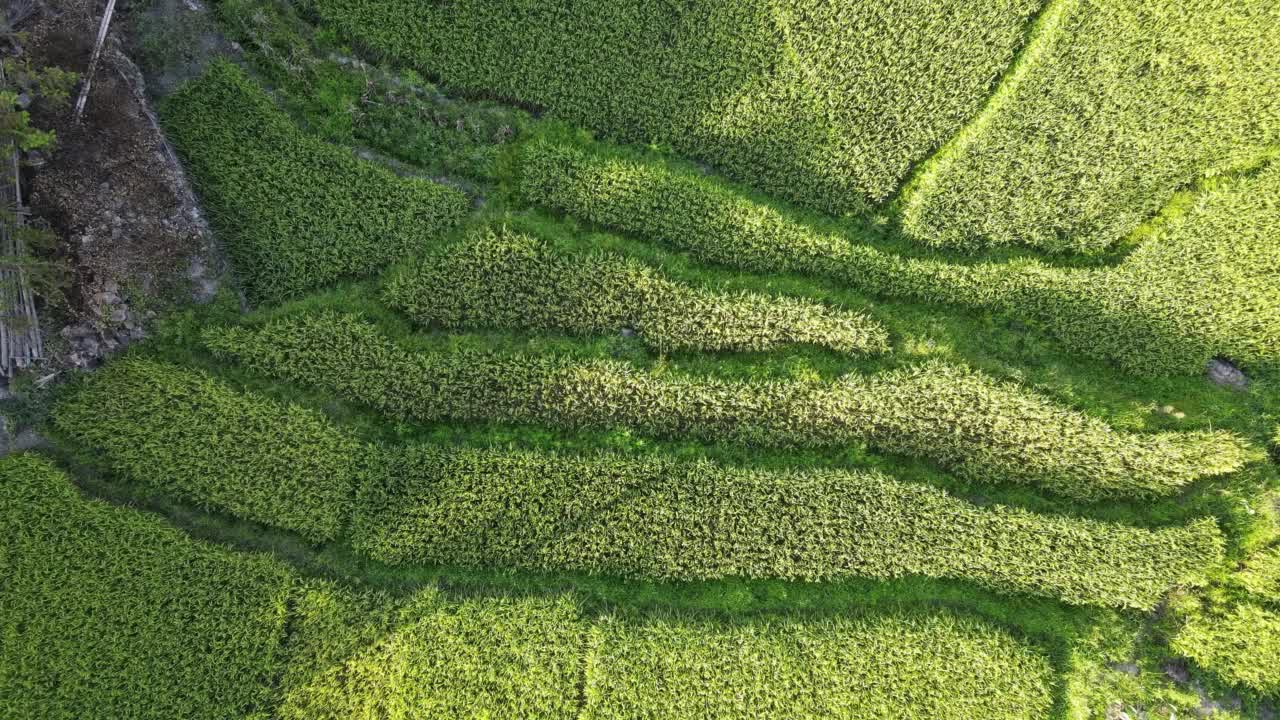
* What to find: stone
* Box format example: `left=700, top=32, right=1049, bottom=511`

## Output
left=1163, top=660, right=1191, bottom=684
left=1104, top=703, right=1131, bottom=720
left=1109, top=662, right=1140, bottom=677
left=61, top=324, right=96, bottom=340
left=74, top=337, right=100, bottom=357
left=1207, top=358, right=1248, bottom=390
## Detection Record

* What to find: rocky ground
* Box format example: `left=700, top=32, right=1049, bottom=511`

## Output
left=13, top=0, right=227, bottom=373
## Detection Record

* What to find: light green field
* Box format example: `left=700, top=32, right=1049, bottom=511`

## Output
left=6, top=0, right=1279, bottom=716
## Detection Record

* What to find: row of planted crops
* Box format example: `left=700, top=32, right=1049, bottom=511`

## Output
left=4, top=0, right=1280, bottom=715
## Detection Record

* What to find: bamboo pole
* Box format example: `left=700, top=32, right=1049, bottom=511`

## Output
left=72, top=0, right=117, bottom=124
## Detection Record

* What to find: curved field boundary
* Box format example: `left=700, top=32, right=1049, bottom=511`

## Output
left=354, top=445, right=1222, bottom=609
left=204, top=312, right=1250, bottom=501
left=54, top=359, right=1223, bottom=608
left=162, top=61, right=468, bottom=303
left=521, top=139, right=1280, bottom=375
left=385, top=227, right=889, bottom=356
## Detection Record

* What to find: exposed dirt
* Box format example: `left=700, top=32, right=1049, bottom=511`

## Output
left=13, top=0, right=227, bottom=371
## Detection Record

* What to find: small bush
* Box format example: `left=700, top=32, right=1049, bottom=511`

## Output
left=581, top=610, right=1056, bottom=719
left=385, top=227, right=888, bottom=355
left=299, top=0, right=1040, bottom=214
left=277, top=582, right=585, bottom=719
left=902, top=0, right=1280, bottom=253
left=204, top=312, right=1250, bottom=500
left=354, top=446, right=1223, bottom=609
left=0, top=454, right=294, bottom=719
left=162, top=61, right=468, bottom=303
left=52, top=358, right=363, bottom=542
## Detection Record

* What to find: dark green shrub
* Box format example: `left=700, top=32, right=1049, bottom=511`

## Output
left=385, top=227, right=888, bottom=355
left=204, top=312, right=1250, bottom=500
left=581, top=610, right=1055, bottom=719
left=354, top=446, right=1223, bottom=609
left=161, top=61, right=468, bottom=303
left=0, top=454, right=294, bottom=719
left=52, top=358, right=363, bottom=542
left=299, top=0, right=1040, bottom=214
left=902, top=0, right=1280, bottom=253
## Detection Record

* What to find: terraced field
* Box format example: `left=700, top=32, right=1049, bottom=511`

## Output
left=4, top=0, right=1279, bottom=717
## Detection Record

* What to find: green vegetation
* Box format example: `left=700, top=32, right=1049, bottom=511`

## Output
left=32, top=1, right=1280, bottom=715
left=51, top=358, right=362, bottom=541
left=522, top=138, right=1280, bottom=374
left=1169, top=543, right=1280, bottom=696
left=278, top=583, right=585, bottom=719
left=357, top=445, right=1222, bottom=608
left=162, top=61, right=468, bottom=303
left=214, top=0, right=529, bottom=181
left=0, top=454, right=293, bottom=719
left=1036, top=163, right=1280, bottom=375
left=385, top=227, right=889, bottom=355
left=298, top=0, right=1042, bottom=213
left=2, top=452, right=1066, bottom=717
left=581, top=611, right=1055, bottom=719
left=1173, top=604, right=1280, bottom=696
left=50, top=357, right=1221, bottom=607
left=205, top=311, right=1249, bottom=500
left=1235, top=546, right=1280, bottom=602
left=903, top=0, right=1280, bottom=253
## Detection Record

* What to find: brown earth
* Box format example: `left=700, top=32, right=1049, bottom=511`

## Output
left=14, top=0, right=225, bottom=371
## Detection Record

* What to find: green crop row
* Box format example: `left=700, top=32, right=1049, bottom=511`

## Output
left=204, top=311, right=1250, bottom=500
left=0, top=454, right=294, bottom=719
left=384, top=227, right=889, bottom=355
left=278, top=583, right=585, bottom=719
left=1050, top=163, right=1280, bottom=377
left=580, top=612, right=1054, bottom=719
left=902, top=0, right=1280, bottom=253
left=1, top=454, right=1057, bottom=718
left=520, top=139, right=1280, bottom=375
left=161, top=61, right=468, bottom=303
left=51, top=358, right=362, bottom=541
left=55, top=359, right=1226, bottom=607
left=356, top=445, right=1223, bottom=609
left=296, top=0, right=1041, bottom=215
